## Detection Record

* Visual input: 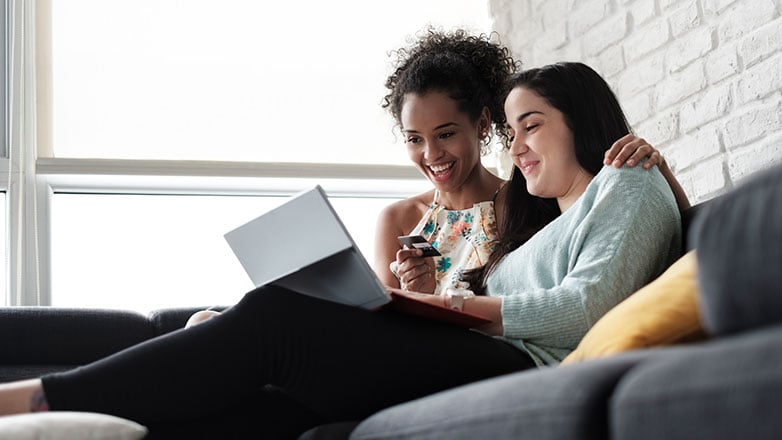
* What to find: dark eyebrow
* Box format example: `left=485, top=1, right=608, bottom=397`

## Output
left=402, top=122, right=458, bottom=134
left=514, top=111, right=543, bottom=123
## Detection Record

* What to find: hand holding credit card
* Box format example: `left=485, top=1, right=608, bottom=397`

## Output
left=397, top=235, right=441, bottom=257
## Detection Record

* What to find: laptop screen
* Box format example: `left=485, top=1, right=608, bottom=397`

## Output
left=224, top=185, right=390, bottom=309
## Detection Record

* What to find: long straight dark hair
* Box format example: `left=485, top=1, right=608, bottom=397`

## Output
left=466, top=62, right=633, bottom=294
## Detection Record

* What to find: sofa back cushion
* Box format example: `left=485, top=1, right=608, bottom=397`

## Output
left=0, top=307, right=154, bottom=365
left=691, top=163, right=782, bottom=336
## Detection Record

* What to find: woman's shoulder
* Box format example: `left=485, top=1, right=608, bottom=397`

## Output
left=590, top=162, right=679, bottom=217
left=377, top=190, right=435, bottom=229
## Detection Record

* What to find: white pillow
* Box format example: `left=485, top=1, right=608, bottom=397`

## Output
left=0, top=411, right=148, bottom=440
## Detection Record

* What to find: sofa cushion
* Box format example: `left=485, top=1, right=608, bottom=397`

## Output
left=562, top=251, right=704, bottom=364
left=0, top=411, right=148, bottom=440
left=691, top=163, right=782, bottom=335
left=0, top=308, right=154, bottom=365
left=610, top=324, right=782, bottom=440
left=350, top=352, right=652, bottom=440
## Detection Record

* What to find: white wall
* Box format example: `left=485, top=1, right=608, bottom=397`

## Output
left=489, top=0, right=782, bottom=203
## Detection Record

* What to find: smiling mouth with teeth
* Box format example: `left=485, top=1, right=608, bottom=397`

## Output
left=428, top=162, right=454, bottom=176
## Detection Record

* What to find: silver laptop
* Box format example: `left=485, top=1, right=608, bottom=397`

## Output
left=224, top=185, right=391, bottom=309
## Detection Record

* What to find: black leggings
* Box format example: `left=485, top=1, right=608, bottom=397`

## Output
left=42, top=285, right=535, bottom=437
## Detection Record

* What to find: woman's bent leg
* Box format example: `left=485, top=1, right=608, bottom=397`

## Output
left=42, top=285, right=534, bottom=427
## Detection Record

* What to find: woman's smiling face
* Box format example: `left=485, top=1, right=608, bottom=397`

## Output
left=400, top=91, right=486, bottom=193
left=504, top=86, right=592, bottom=210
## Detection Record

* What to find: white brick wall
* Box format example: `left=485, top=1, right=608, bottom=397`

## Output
left=489, top=0, right=782, bottom=202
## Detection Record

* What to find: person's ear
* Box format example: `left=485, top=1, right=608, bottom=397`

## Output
left=478, top=106, right=491, bottom=138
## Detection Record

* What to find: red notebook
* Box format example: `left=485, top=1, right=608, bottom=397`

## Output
left=385, top=291, right=492, bottom=328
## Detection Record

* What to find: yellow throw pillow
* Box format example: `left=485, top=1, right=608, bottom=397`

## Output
left=561, top=250, right=705, bottom=365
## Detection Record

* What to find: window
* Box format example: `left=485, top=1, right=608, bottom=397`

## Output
left=48, top=1, right=492, bottom=164
left=51, top=193, right=395, bottom=312
left=5, top=1, right=493, bottom=311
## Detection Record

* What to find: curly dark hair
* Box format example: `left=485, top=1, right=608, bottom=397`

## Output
left=382, top=27, right=520, bottom=153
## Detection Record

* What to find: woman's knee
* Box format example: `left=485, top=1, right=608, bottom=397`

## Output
left=230, top=285, right=350, bottom=329
left=185, top=310, right=222, bottom=328
left=234, top=284, right=308, bottom=311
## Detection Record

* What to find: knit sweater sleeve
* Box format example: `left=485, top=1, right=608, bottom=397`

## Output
left=490, top=165, right=681, bottom=359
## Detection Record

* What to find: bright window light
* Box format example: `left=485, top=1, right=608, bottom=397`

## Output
left=50, top=0, right=491, bottom=164
left=51, top=193, right=397, bottom=313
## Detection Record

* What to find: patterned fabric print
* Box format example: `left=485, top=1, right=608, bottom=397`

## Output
left=406, top=192, right=500, bottom=295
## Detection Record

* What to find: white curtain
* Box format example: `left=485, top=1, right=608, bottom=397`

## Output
left=6, top=0, right=46, bottom=305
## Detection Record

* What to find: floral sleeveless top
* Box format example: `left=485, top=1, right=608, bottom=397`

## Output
left=393, top=188, right=501, bottom=295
